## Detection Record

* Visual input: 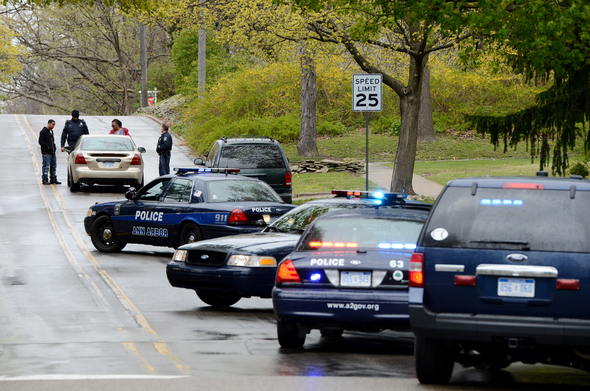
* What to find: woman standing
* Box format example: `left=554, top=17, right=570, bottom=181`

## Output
left=109, top=119, right=131, bottom=136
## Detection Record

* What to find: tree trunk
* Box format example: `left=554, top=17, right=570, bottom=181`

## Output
left=297, top=51, right=319, bottom=157
left=140, top=24, right=148, bottom=108
left=390, top=55, right=425, bottom=195
left=418, top=65, right=436, bottom=143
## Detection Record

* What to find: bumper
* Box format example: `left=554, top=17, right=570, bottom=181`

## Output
left=72, top=166, right=143, bottom=185
left=409, top=304, right=590, bottom=347
left=84, top=216, right=93, bottom=235
left=166, top=261, right=276, bottom=298
left=273, top=287, right=410, bottom=331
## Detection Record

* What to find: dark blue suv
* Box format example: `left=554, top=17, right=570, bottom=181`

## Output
left=409, top=174, right=590, bottom=384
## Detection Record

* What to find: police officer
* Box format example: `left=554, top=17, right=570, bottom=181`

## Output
left=156, top=123, right=173, bottom=176
left=61, top=110, right=89, bottom=152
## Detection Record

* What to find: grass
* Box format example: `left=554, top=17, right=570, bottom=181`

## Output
left=284, top=130, right=588, bottom=197
left=292, top=171, right=382, bottom=196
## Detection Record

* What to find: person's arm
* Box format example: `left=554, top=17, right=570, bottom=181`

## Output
left=164, top=134, right=173, bottom=151
left=60, top=123, right=68, bottom=151
left=82, top=120, right=89, bottom=134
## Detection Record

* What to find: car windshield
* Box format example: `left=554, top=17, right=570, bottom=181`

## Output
left=206, top=180, right=282, bottom=202
left=298, top=216, right=424, bottom=251
left=265, top=202, right=369, bottom=234
left=218, top=145, right=285, bottom=169
left=423, top=187, right=590, bottom=252
left=81, top=137, right=135, bottom=151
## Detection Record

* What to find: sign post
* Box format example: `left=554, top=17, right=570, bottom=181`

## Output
left=352, top=74, right=383, bottom=191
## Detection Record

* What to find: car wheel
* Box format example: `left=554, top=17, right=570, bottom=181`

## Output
left=320, top=329, right=343, bottom=338
left=179, top=222, right=202, bottom=246
left=91, top=216, right=126, bottom=253
left=415, top=337, right=454, bottom=384
left=70, top=170, right=80, bottom=192
left=67, top=169, right=71, bottom=187
left=196, top=291, right=240, bottom=307
left=277, top=321, right=306, bottom=348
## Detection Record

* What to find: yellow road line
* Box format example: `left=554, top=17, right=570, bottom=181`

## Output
left=20, top=115, right=189, bottom=375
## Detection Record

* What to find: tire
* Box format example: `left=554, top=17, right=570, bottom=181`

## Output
left=179, top=222, right=202, bottom=246
left=320, top=329, right=343, bottom=338
left=277, top=321, right=306, bottom=348
left=90, top=215, right=127, bottom=253
left=70, top=170, right=80, bottom=192
left=415, top=337, right=454, bottom=385
left=67, top=169, right=71, bottom=187
left=196, top=291, right=240, bottom=307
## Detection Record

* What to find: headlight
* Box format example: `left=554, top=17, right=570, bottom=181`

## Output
left=86, top=208, right=94, bottom=217
left=227, top=254, right=277, bottom=267
left=172, top=250, right=187, bottom=262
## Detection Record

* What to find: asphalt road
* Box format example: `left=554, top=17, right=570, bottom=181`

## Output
left=1, top=114, right=589, bottom=391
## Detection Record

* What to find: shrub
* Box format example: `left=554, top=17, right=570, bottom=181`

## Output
left=569, top=162, right=590, bottom=178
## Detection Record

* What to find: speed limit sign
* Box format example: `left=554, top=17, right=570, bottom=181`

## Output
left=352, top=74, right=382, bottom=112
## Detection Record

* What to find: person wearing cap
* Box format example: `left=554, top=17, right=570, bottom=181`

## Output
left=61, top=110, right=89, bottom=152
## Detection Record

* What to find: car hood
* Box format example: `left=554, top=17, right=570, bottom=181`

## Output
left=180, top=232, right=300, bottom=253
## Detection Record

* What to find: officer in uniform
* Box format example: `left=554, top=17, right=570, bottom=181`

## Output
left=61, top=110, right=90, bottom=152
left=156, top=123, right=173, bottom=176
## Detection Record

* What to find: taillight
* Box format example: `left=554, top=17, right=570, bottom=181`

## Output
left=130, top=153, right=142, bottom=165
left=557, top=279, right=580, bottom=290
left=75, top=153, right=87, bottom=164
left=409, top=252, right=424, bottom=287
left=285, top=172, right=292, bottom=186
left=276, top=260, right=301, bottom=283
left=228, top=208, right=249, bottom=224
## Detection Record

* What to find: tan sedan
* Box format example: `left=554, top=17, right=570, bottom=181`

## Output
left=64, top=135, right=146, bottom=192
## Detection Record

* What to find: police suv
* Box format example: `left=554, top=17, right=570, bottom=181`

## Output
left=84, top=168, right=295, bottom=253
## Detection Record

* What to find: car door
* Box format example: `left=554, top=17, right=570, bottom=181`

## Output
left=149, top=178, right=193, bottom=245
left=115, top=178, right=172, bottom=244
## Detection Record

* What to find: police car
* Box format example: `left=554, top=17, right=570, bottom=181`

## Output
left=83, top=168, right=295, bottom=253
left=166, top=190, right=430, bottom=307
left=272, top=193, right=431, bottom=348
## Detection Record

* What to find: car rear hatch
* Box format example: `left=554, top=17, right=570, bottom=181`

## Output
left=418, top=180, right=590, bottom=320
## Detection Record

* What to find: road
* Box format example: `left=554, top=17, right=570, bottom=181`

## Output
left=0, top=114, right=589, bottom=390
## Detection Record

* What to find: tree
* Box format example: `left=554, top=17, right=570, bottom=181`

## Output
left=1, top=1, right=171, bottom=114
left=465, top=1, right=590, bottom=175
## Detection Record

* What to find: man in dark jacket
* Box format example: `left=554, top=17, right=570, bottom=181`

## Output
left=61, top=110, right=89, bottom=152
left=156, top=123, right=173, bottom=176
left=39, top=119, right=61, bottom=185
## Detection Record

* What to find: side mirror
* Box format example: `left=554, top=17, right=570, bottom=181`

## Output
left=125, top=188, right=137, bottom=200
left=194, top=158, right=204, bottom=165
left=138, top=147, right=146, bottom=153
left=64, top=146, right=72, bottom=153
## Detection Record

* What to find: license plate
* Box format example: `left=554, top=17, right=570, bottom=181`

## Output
left=102, top=161, right=115, bottom=168
left=498, top=278, right=535, bottom=298
left=340, top=271, right=371, bottom=287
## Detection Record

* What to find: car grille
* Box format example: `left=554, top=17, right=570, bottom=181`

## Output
left=186, top=250, right=227, bottom=267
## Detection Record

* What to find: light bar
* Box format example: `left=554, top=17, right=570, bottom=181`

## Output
left=174, top=167, right=241, bottom=175
left=308, top=241, right=358, bottom=248
left=331, top=190, right=406, bottom=201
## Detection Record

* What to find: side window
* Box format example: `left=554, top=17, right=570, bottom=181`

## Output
left=163, top=179, right=193, bottom=202
left=205, top=143, right=220, bottom=168
left=137, top=179, right=171, bottom=201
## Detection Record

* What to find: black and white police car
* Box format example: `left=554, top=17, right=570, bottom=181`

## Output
left=83, top=168, right=295, bottom=252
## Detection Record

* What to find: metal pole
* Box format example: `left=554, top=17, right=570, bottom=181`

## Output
left=365, top=111, right=369, bottom=191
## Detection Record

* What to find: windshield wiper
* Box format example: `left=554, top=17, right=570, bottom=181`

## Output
left=469, top=240, right=530, bottom=250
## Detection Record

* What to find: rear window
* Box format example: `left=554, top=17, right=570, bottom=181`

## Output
left=298, top=216, right=424, bottom=251
left=267, top=202, right=369, bottom=234
left=218, top=145, right=285, bottom=169
left=423, top=187, right=590, bottom=252
left=81, top=137, right=135, bottom=151
left=206, top=180, right=282, bottom=203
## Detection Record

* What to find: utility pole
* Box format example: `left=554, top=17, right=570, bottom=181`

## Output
left=198, top=0, right=206, bottom=98
left=140, top=24, right=148, bottom=108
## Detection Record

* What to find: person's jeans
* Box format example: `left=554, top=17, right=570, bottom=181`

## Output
left=159, top=153, right=171, bottom=176
left=42, top=154, right=57, bottom=183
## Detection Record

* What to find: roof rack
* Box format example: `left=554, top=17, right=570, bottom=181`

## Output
left=174, top=167, right=241, bottom=175
left=220, top=136, right=276, bottom=143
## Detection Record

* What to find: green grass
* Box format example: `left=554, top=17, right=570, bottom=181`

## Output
left=292, top=171, right=382, bottom=196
